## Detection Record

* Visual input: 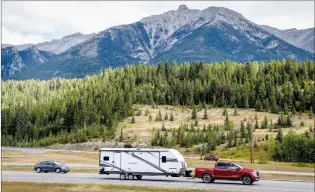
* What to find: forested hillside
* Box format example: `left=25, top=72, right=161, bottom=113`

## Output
left=2, top=59, right=315, bottom=153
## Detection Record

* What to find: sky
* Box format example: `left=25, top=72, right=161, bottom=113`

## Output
left=2, top=1, right=314, bottom=45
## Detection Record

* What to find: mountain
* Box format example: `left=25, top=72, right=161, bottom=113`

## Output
left=1, top=47, right=26, bottom=77
left=1, top=46, right=55, bottom=78
left=5, top=32, right=95, bottom=54
left=2, top=5, right=314, bottom=80
left=261, top=25, right=314, bottom=53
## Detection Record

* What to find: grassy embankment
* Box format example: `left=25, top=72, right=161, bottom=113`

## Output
left=2, top=182, right=231, bottom=192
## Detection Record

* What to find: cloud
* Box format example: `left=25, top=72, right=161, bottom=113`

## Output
left=2, top=27, right=47, bottom=45
left=2, top=1, right=314, bottom=45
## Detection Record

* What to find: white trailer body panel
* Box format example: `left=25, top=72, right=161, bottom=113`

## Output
left=99, top=148, right=187, bottom=176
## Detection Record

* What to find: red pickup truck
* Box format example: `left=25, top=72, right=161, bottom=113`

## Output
left=194, top=162, right=260, bottom=185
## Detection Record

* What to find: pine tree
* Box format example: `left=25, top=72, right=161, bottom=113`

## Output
left=286, top=115, right=292, bottom=127
left=255, top=118, right=259, bottom=130
left=223, top=106, right=227, bottom=116
left=194, top=119, right=198, bottom=127
left=203, top=108, right=208, bottom=119
left=192, top=107, right=197, bottom=119
left=240, top=121, right=245, bottom=139
left=170, top=112, right=174, bottom=121
left=156, top=110, right=162, bottom=121
left=119, top=127, right=123, bottom=142
left=233, top=104, right=238, bottom=116
left=131, top=116, right=136, bottom=123
left=164, top=113, right=168, bottom=120
left=161, top=122, right=166, bottom=131
left=136, top=110, right=142, bottom=116
left=246, top=122, right=253, bottom=144
left=224, top=111, right=231, bottom=131
left=261, top=114, right=268, bottom=129
left=276, top=128, right=283, bottom=143
left=292, top=106, right=296, bottom=116
left=145, top=108, right=150, bottom=116
left=233, top=130, right=238, bottom=147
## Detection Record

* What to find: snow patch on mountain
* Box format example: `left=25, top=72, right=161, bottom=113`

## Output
left=266, top=40, right=279, bottom=49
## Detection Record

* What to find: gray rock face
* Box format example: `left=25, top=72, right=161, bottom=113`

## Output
left=5, top=32, right=95, bottom=54
left=261, top=25, right=314, bottom=53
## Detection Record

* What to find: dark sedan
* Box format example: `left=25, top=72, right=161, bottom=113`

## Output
left=34, top=161, right=70, bottom=173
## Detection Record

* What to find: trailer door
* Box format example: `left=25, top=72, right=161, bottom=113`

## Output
left=113, top=152, right=121, bottom=169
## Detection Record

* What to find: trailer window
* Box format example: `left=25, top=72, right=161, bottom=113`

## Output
left=162, top=156, right=166, bottom=163
left=103, top=156, right=109, bottom=161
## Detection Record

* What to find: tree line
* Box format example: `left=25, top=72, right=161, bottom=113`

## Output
left=1, top=59, right=315, bottom=147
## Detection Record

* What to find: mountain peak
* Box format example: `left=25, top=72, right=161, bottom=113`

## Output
left=178, top=4, right=189, bottom=11
left=63, top=32, right=84, bottom=39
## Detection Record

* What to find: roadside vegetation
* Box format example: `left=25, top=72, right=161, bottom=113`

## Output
left=1, top=60, right=315, bottom=165
left=2, top=182, right=232, bottom=192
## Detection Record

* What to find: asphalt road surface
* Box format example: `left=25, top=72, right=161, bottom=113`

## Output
left=2, top=163, right=314, bottom=176
left=2, top=171, right=314, bottom=192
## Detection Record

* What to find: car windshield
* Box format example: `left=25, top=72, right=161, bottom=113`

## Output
left=234, top=164, right=243, bottom=169
left=54, top=162, right=62, bottom=165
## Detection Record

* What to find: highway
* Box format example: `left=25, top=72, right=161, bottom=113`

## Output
left=2, top=171, right=314, bottom=192
left=2, top=163, right=314, bottom=176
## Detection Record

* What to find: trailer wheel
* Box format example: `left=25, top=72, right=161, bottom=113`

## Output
left=119, top=173, right=126, bottom=180
left=202, top=173, right=212, bottom=183
left=128, top=173, right=134, bottom=180
left=136, top=175, right=142, bottom=180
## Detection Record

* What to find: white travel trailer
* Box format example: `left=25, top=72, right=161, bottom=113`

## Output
left=99, top=148, right=188, bottom=180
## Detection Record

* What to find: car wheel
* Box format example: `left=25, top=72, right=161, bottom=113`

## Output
left=120, top=173, right=126, bottom=180
left=242, top=175, right=253, bottom=185
left=36, top=168, right=41, bottom=173
left=44, top=171, right=48, bottom=173
left=136, top=175, right=142, bottom=180
left=128, top=173, right=134, bottom=180
left=55, top=168, right=61, bottom=173
left=64, top=171, right=67, bottom=173
left=202, top=173, right=212, bottom=183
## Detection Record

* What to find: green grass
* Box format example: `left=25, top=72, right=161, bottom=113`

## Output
left=2, top=182, right=231, bottom=192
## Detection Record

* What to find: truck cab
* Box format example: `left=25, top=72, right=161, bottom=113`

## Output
left=194, top=162, right=260, bottom=185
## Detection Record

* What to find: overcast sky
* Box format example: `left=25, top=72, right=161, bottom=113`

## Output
left=2, top=1, right=314, bottom=45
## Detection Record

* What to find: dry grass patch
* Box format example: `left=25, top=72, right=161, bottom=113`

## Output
left=1, top=165, right=98, bottom=173
left=1, top=150, right=98, bottom=164
left=2, top=182, right=231, bottom=192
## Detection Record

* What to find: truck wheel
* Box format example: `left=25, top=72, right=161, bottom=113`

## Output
left=36, top=168, right=41, bottom=173
left=202, top=173, right=212, bottom=183
left=120, top=173, right=126, bottom=180
left=128, top=173, right=134, bottom=180
left=136, top=175, right=142, bottom=180
left=242, top=175, right=253, bottom=185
